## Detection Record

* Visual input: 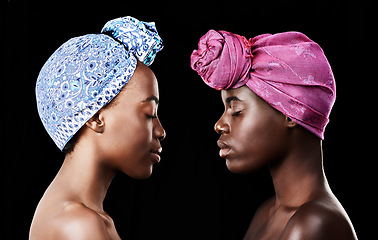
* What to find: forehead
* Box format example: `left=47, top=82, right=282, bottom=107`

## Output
left=111, top=62, right=159, bottom=107
left=221, top=86, right=252, bottom=103
left=124, top=62, right=159, bottom=99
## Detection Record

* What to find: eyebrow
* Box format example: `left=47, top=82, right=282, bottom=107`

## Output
left=142, top=95, right=159, bottom=105
left=225, top=96, right=242, bottom=105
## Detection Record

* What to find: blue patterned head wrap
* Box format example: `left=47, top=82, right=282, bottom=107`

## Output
left=36, top=16, right=164, bottom=151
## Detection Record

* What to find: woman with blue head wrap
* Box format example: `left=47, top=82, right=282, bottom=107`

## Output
left=30, top=16, right=165, bottom=239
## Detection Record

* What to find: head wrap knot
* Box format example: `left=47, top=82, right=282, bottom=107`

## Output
left=101, top=16, right=163, bottom=66
left=190, top=30, right=254, bottom=90
left=190, top=30, right=336, bottom=139
left=36, top=16, right=163, bottom=150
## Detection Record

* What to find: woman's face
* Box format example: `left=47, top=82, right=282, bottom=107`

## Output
left=214, top=86, right=289, bottom=174
left=97, top=62, right=165, bottom=179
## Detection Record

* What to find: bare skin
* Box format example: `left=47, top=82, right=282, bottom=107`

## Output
left=29, top=62, right=165, bottom=239
left=215, top=86, right=357, bottom=240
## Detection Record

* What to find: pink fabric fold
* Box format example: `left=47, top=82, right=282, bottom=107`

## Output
left=191, top=30, right=336, bottom=139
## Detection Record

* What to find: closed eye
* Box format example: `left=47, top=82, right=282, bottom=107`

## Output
left=146, top=114, right=157, bottom=119
left=231, top=110, right=242, bottom=117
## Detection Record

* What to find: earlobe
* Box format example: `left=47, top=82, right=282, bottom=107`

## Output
left=285, top=116, right=297, bottom=128
left=85, top=112, right=105, bottom=133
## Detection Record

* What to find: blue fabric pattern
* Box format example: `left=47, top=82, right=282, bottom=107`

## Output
left=101, top=16, right=163, bottom=66
left=35, top=16, right=163, bottom=151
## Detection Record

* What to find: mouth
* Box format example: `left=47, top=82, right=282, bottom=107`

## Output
left=150, top=147, right=162, bottom=163
left=217, top=140, right=231, bottom=158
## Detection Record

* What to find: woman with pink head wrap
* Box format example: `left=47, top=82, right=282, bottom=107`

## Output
left=191, top=30, right=335, bottom=139
left=191, top=30, right=357, bottom=239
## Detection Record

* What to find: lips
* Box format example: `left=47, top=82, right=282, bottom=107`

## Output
left=217, top=140, right=231, bottom=158
left=150, top=147, right=162, bottom=163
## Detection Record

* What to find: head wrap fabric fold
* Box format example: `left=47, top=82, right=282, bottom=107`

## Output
left=191, top=30, right=335, bottom=139
left=101, top=16, right=163, bottom=66
left=36, top=16, right=163, bottom=150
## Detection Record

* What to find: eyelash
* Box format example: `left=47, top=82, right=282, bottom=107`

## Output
left=231, top=110, right=242, bottom=117
left=146, top=114, right=157, bottom=119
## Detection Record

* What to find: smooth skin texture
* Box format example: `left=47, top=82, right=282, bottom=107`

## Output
left=29, top=62, right=165, bottom=240
left=215, top=86, right=357, bottom=240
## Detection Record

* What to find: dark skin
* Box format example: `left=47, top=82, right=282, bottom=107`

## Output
left=215, top=86, right=357, bottom=240
left=29, top=62, right=166, bottom=239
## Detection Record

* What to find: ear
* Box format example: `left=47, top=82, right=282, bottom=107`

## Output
left=85, top=112, right=105, bottom=133
left=285, top=116, right=297, bottom=128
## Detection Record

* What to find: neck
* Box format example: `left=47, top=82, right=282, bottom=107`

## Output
left=269, top=133, right=329, bottom=208
left=54, top=143, right=116, bottom=213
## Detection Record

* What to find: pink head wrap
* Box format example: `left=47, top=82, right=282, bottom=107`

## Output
left=191, top=30, right=336, bottom=139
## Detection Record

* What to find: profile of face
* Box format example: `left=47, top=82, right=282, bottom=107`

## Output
left=214, top=86, right=295, bottom=174
left=83, top=62, right=166, bottom=179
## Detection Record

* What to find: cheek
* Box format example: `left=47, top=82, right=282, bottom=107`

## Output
left=103, top=113, right=153, bottom=170
left=118, top=123, right=151, bottom=153
left=227, top=114, right=285, bottom=173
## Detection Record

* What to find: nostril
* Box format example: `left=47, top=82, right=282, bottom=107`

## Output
left=214, top=122, right=221, bottom=134
left=158, top=129, right=166, bottom=141
left=214, top=117, right=229, bottom=135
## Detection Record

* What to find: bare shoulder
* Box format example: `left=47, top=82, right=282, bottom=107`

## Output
left=53, top=201, right=111, bottom=240
left=244, top=197, right=275, bottom=238
left=253, top=196, right=276, bottom=221
left=281, top=199, right=357, bottom=240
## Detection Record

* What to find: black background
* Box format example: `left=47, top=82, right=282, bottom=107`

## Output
left=2, top=0, right=371, bottom=239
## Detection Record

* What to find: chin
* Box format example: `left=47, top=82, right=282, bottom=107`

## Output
left=122, top=164, right=154, bottom=179
left=130, top=169, right=153, bottom=179
left=226, top=158, right=260, bottom=174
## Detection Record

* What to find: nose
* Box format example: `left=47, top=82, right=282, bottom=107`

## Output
left=154, top=117, right=166, bottom=141
left=214, top=113, right=230, bottom=135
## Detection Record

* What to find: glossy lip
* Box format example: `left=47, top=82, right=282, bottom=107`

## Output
left=217, top=140, right=232, bottom=158
left=150, top=147, right=162, bottom=163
